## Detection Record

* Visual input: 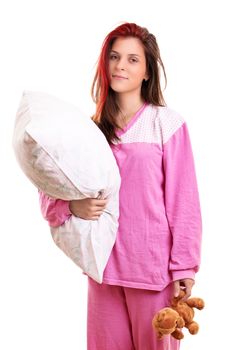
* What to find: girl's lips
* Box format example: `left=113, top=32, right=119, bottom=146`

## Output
left=112, top=75, right=128, bottom=79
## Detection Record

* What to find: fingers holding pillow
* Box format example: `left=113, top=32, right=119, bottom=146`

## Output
left=69, top=198, right=108, bottom=220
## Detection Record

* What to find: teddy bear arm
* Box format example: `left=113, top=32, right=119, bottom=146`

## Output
left=185, top=298, right=205, bottom=310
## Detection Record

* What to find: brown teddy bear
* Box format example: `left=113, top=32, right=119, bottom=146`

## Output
left=152, top=290, right=205, bottom=340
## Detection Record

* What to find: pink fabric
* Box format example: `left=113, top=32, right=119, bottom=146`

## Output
left=102, top=122, right=201, bottom=290
left=38, top=190, right=72, bottom=227
left=87, top=277, right=180, bottom=350
left=38, top=104, right=202, bottom=290
left=163, top=124, right=202, bottom=278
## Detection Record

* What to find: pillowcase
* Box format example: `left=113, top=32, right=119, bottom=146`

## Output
left=12, top=90, right=121, bottom=283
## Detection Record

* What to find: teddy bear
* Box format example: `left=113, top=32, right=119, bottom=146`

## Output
left=152, top=290, right=205, bottom=340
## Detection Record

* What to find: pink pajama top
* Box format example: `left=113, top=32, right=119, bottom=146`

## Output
left=39, top=103, right=202, bottom=291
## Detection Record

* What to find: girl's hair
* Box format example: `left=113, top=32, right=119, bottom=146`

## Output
left=91, top=22, right=167, bottom=144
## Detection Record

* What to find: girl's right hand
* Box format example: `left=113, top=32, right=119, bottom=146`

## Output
left=69, top=198, right=108, bottom=220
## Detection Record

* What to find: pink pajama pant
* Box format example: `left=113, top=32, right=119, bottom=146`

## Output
left=87, top=277, right=180, bottom=350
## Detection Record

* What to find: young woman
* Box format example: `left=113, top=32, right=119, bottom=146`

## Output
left=39, top=22, right=202, bottom=350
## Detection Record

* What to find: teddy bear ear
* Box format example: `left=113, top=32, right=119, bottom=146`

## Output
left=177, top=316, right=185, bottom=328
left=154, top=308, right=168, bottom=322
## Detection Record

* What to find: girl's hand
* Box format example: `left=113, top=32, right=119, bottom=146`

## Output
left=173, top=278, right=195, bottom=301
left=69, top=198, right=108, bottom=220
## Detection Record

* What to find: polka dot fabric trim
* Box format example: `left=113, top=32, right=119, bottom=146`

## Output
left=113, top=104, right=185, bottom=146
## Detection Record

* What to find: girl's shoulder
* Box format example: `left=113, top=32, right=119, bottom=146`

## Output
left=147, top=103, right=185, bottom=125
left=146, top=104, right=186, bottom=144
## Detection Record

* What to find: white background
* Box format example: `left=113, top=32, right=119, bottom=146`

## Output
left=1, top=0, right=232, bottom=349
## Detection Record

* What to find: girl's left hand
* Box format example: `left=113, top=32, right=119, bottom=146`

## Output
left=173, top=278, right=195, bottom=301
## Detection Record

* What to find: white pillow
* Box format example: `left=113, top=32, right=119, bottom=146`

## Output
left=12, top=90, right=121, bottom=283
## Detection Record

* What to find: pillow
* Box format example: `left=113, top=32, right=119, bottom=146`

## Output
left=12, top=90, right=121, bottom=283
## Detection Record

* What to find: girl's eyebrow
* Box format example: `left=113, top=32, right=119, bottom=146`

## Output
left=110, top=50, right=141, bottom=57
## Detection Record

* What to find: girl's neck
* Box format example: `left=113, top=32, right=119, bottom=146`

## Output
left=116, top=92, right=145, bottom=124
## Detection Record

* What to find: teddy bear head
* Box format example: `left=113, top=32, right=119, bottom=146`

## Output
left=152, top=290, right=205, bottom=340
left=152, top=307, right=185, bottom=339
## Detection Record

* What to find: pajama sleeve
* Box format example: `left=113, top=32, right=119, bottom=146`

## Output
left=162, top=121, right=202, bottom=281
left=38, top=190, right=72, bottom=227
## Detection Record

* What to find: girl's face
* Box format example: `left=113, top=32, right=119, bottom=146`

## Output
left=108, top=36, right=148, bottom=95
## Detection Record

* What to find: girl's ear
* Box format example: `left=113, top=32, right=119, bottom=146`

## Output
left=144, top=73, right=149, bottom=81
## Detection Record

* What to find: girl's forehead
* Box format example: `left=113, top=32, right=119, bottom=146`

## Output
left=111, top=37, right=145, bottom=54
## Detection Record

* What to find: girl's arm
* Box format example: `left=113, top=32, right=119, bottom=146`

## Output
left=38, top=190, right=72, bottom=227
left=163, top=121, right=202, bottom=283
left=38, top=191, right=108, bottom=226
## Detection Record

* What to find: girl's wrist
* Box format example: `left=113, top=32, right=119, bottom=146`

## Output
left=68, top=201, right=75, bottom=215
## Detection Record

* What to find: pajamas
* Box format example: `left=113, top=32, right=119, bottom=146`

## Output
left=38, top=103, right=202, bottom=350
left=87, top=277, right=180, bottom=350
left=38, top=104, right=202, bottom=291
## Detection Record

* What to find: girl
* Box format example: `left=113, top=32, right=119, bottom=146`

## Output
left=39, top=22, right=202, bottom=350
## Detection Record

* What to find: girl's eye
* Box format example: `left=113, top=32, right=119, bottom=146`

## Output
left=109, top=55, right=138, bottom=63
left=110, top=54, right=118, bottom=60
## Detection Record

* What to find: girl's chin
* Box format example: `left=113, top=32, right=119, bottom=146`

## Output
left=110, top=85, right=131, bottom=94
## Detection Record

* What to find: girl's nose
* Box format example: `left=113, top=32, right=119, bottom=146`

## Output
left=116, top=58, right=126, bottom=71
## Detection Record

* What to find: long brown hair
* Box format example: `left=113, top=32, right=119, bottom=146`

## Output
left=91, top=22, right=167, bottom=144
